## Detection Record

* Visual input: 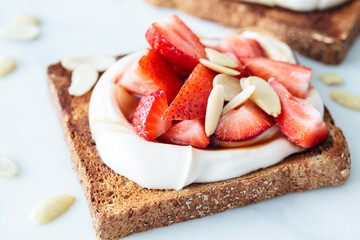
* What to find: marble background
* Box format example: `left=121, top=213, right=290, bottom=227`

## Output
left=0, top=0, right=359, bottom=239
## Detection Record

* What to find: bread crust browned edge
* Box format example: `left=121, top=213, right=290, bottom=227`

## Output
left=145, top=0, right=360, bottom=65
left=47, top=58, right=351, bottom=240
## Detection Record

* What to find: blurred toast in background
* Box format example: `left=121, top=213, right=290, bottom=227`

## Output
left=146, top=0, right=360, bottom=64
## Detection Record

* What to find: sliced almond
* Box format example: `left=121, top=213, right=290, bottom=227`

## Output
left=30, top=194, right=75, bottom=224
left=205, top=48, right=238, bottom=68
left=0, top=154, right=19, bottom=177
left=200, top=58, right=240, bottom=76
left=205, top=85, right=225, bottom=136
left=243, top=76, right=281, bottom=117
left=222, top=85, right=256, bottom=115
left=240, top=30, right=297, bottom=64
left=330, top=90, right=360, bottom=111
left=317, top=73, right=343, bottom=85
left=61, top=55, right=116, bottom=72
left=12, top=14, right=39, bottom=25
left=213, top=74, right=241, bottom=101
left=200, top=38, right=220, bottom=49
left=68, top=64, right=99, bottom=96
left=0, top=56, right=16, bottom=77
left=0, top=23, right=40, bottom=41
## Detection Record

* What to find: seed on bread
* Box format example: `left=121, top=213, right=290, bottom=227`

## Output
left=222, top=85, right=255, bottom=114
left=0, top=56, right=16, bottom=77
left=30, top=194, right=75, bottom=224
left=213, top=74, right=241, bottom=101
left=61, top=55, right=116, bottom=72
left=317, top=73, right=343, bottom=85
left=330, top=90, right=360, bottom=111
left=68, top=64, right=99, bottom=96
left=11, top=14, right=39, bottom=25
left=205, top=48, right=238, bottom=68
left=243, top=76, right=281, bottom=117
left=0, top=23, right=40, bottom=41
left=0, top=154, right=19, bottom=177
left=200, top=58, right=240, bottom=76
left=205, top=85, right=224, bottom=136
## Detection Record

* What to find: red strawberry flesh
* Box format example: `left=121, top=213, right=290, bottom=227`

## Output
left=215, top=100, right=274, bottom=141
left=145, top=14, right=206, bottom=77
left=116, top=48, right=183, bottom=102
left=223, top=51, right=249, bottom=78
left=270, top=80, right=328, bottom=148
left=162, top=63, right=216, bottom=120
left=160, top=119, right=210, bottom=149
left=241, top=57, right=312, bottom=99
left=220, top=34, right=266, bottom=59
left=132, top=89, right=172, bottom=141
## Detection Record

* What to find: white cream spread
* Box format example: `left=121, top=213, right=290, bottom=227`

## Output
left=89, top=35, right=324, bottom=190
left=237, top=0, right=350, bottom=11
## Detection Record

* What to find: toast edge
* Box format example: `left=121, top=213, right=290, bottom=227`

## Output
left=47, top=63, right=351, bottom=240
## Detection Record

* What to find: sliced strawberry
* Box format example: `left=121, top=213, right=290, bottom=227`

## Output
left=223, top=51, right=249, bottom=77
left=270, top=80, right=328, bottom=148
left=162, top=64, right=216, bottom=120
left=240, top=57, right=312, bottom=99
left=220, top=34, right=266, bottom=59
left=132, top=89, right=172, bottom=141
left=214, top=100, right=274, bottom=141
left=116, top=48, right=183, bottom=102
left=145, top=14, right=206, bottom=78
left=160, top=119, right=210, bottom=149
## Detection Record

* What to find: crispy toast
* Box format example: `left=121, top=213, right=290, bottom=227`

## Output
left=47, top=57, right=351, bottom=239
left=145, top=0, right=360, bottom=65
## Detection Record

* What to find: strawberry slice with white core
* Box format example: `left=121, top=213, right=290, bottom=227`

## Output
left=162, top=63, right=216, bottom=120
left=220, top=34, right=266, bottom=59
left=270, top=80, right=328, bottom=148
left=146, top=14, right=206, bottom=77
left=160, top=119, right=210, bottom=149
left=215, top=100, right=274, bottom=141
left=240, top=57, right=312, bottom=99
left=132, top=89, right=172, bottom=141
left=116, top=48, right=183, bottom=102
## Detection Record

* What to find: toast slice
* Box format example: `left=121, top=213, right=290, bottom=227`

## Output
left=47, top=57, right=351, bottom=240
left=146, top=0, right=360, bottom=65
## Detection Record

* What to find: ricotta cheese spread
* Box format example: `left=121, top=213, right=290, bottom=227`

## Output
left=237, top=0, right=350, bottom=11
left=89, top=35, right=324, bottom=190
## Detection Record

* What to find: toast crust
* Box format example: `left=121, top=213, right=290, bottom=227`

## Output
left=146, top=0, right=360, bottom=64
left=47, top=58, right=351, bottom=240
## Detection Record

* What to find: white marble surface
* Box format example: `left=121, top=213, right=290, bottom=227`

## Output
left=0, top=0, right=359, bottom=239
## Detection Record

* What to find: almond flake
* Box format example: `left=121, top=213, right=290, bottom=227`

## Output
left=61, top=55, right=116, bottom=72
left=205, top=48, right=238, bottom=68
left=68, top=64, right=99, bottom=96
left=200, top=38, right=220, bottom=49
left=213, top=74, right=241, bottom=101
left=330, top=90, right=360, bottom=111
left=0, top=23, right=40, bottom=41
left=200, top=58, right=240, bottom=76
left=12, top=14, right=39, bottom=25
left=243, top=76, right=281, bottom=117
left=317, top=73, right=343, bottom=85
left=30, top=194, right=75, bottom=224
left=0, top=154, right=19, bottom=177
left=0, top=56, right=16, bottom=77
left=205, top=85, right=224, bottom=136
left=222, top=85, right=256, bottom=115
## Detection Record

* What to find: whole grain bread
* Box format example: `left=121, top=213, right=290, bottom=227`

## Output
left=47, top=57, right=351, bottom=240
left=146, top=0, right=360, bottom=65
